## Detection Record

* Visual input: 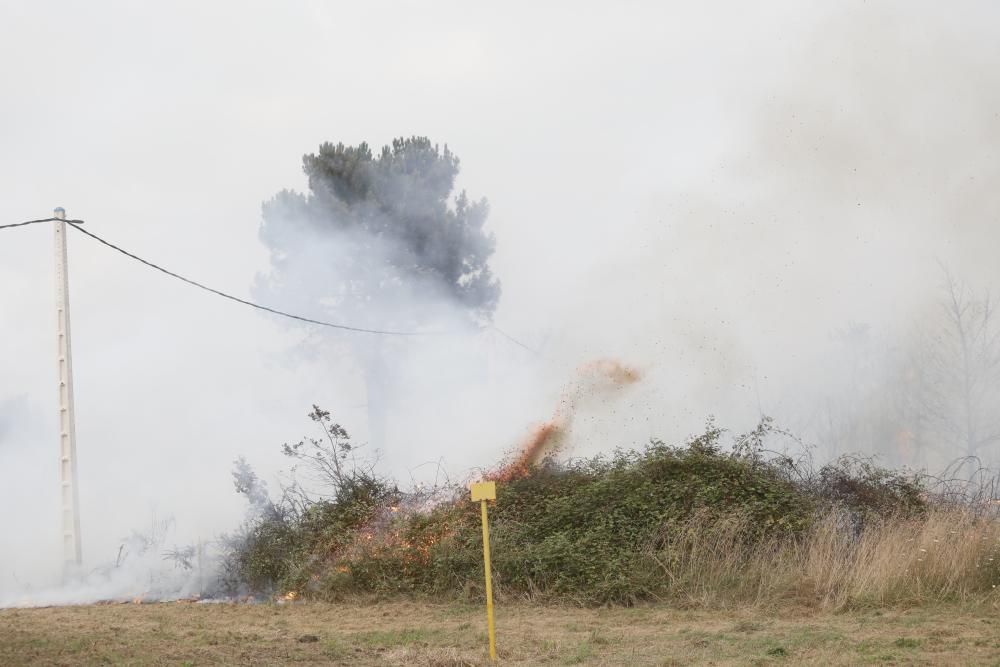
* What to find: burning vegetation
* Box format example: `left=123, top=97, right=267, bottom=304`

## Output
left=217, top=361, right=644, bottom=601
left=215, top=364, right=1000, bottom=609
left=25, top=359, right=1000, bottom=611
left=490, top=359, right=641, bottom=482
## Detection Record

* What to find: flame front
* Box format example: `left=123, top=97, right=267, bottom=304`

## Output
left=491, top=358, right=641, bottom=482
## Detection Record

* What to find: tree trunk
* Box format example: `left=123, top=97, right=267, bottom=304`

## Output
left=359, top=340, right=391, bottom=452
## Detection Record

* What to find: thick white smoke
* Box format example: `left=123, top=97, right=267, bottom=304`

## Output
left=2, top=0, right=1000, bottom=606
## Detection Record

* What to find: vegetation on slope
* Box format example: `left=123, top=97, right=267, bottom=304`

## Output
left=221, top=410, right=1000, bottom=609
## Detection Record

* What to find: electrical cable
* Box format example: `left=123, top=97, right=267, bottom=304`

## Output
left=5, top=215, right=539, bottom=348
left=66, top=223, right=433, bottom=336
left=0, top=217, right=82, bottom=230
left=490, top=324, right=538, bottom=355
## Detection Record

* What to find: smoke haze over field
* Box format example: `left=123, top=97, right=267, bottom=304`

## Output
left=2, top=1, right=1000, bottom=601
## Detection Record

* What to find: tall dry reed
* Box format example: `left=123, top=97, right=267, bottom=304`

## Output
left=645, top=508, right=1000, bottom=609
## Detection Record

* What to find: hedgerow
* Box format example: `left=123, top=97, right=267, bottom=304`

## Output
left=220, top=410, right=944, bottom=605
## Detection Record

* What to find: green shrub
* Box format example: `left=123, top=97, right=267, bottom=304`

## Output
left=221, top=414, right=938, bottom=605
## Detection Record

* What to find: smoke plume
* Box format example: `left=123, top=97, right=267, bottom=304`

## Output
left=2, top=1, right=1000, bottom=607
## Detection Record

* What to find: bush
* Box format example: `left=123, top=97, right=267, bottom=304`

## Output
left=812, top=456, right=926, bottom=524
left=219, top=408, right=400, bottom=596
left=217, top=413, right=1000, bottom=608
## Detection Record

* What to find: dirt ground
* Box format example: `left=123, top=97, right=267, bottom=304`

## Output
left=1, top=600, right=999, bottom=666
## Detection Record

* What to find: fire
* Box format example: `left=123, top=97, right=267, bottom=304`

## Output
left=895, top=428, right=914, bottom=461
left=280, top=591, right=298, bottom=602
left=490, top=358, right=641, bottom=482
left=132, top=594, right=144, bottom=604
left=491, top=420, right=566, bottom=483
left=578, top=359, right=642, bottom=385
left=309, top=360, right=640, bottom=571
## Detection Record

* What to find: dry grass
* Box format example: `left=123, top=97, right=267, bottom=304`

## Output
left=646, top=508, right=1000, bottom=609
left=3, top=509, right=999, bottom=665
left=3, top=599, right=1000, bottom=665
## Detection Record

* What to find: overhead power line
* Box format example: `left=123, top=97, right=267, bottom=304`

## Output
left=4, top=215, right=540, bottom=349
left=66, top=224, right=434, bottom=336
left=0, top=216, right=83, bottom=230
left=490, top=324, right=538, bottom=355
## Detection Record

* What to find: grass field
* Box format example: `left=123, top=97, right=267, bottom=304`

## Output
left=2, top=601, right=999, bottom=666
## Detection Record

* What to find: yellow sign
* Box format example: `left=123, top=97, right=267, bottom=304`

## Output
left=471, top=481, right=497, bottom=661
left=470, top=481, right=496, bottom=502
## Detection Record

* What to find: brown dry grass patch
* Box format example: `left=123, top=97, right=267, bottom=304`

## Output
left=643, top=507, right=1000, bottom=610
left=2, top=600, right=1000, bottom=666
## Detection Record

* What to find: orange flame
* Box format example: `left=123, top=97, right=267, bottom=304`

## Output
left=317, top=360, right=640, bottom=568
left=490, top=359, right=641, bottom=482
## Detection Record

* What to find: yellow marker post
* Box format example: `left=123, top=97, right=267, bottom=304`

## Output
left=470, top=481, right=497, bottom=661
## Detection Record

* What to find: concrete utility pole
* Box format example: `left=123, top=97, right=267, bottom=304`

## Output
left=53, top=207, right=82, bottom=574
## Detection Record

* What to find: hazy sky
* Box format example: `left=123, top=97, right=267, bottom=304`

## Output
left=2, top=1, right=999, bottom=591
